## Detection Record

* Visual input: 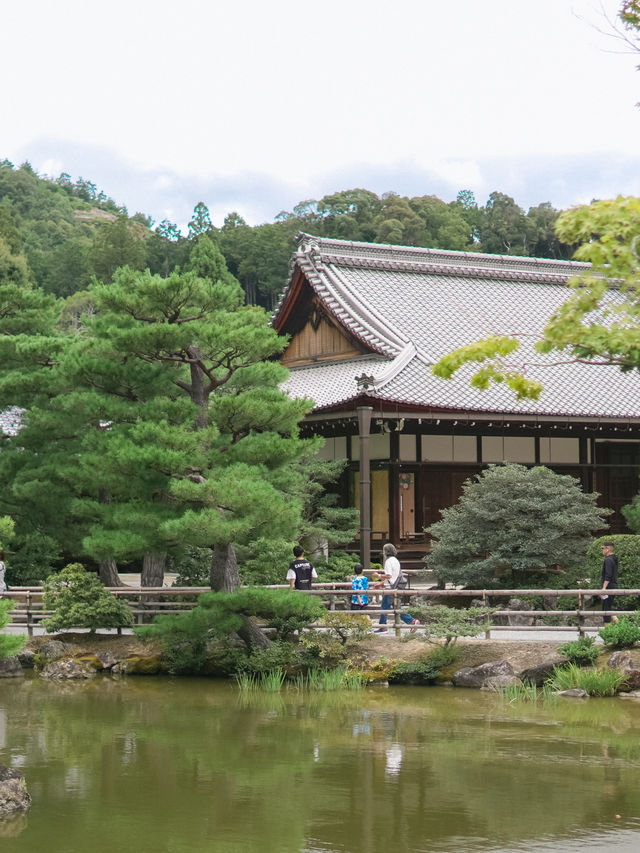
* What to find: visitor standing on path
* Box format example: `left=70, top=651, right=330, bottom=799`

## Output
left=601, top=541, right=619, bottom=625
left=287, top=545, right=318, bottom=590
left=0, top=550, right=6, bottom=594
left=351, top=563, right=369, bottom=610
left=373, top=543, right=419, bottom=633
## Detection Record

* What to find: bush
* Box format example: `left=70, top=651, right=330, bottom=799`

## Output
left=239, top=538, right=292, bottom=585
left=43, top=563, right=134, bottom=634
left=547, top=663, right=627, bottom=696
left=138, top=588, right=326, bottom=673
left=170, top=546, right=211, bottom=586
left=426, top=464, right=607, bottom=587
left=313, top=551, right=362, bottom=583
left=408, top=604, right=492, bottom=646
left=6, top=532, right=60, bottom=585
left=558, top=636, right=600, bottom=666
left=599, top=614, right=640, bottom=648
left=388, top=645, right=459, bottom=684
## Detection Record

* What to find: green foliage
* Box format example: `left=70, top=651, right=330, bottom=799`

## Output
left=407, top=604, right=491, bottom=645
left=230, top=642, right=299, bottom=676
left=5, top=532, right=60, bottom=586
left=239, top=538, right=292, bottom=585
left=498, top=682, right=554, bottom=703
left=138, top=588, right=325, bottom=673
left=426, top=464, right=607, bottom=588
left=558, top=636, right=600, bottom=667
left=388, top=645, right=459, bottom=684
left=42, top=562, right=134, bottom=634
left=295, top=667, right=365, bottom=691
left=314, top=550, right=362, bottom=583
left=0, top=599, right=26, bottom=658
left=599, top=614, right=640, bottom=648
left=0, top=516, right=15, bottom=550
left=170, top=547, right=211, bottom=586
left=322, top=612, right=371, bottom=645
left=547, top=663, right=628, bottom=696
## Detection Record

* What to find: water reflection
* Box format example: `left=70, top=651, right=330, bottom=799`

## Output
left=0, top=677, right=639, bottom=852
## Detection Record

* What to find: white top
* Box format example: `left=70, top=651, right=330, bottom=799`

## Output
left=383, top=555, right=401, bottom=588
left=0, top=561, right=6, bottom=592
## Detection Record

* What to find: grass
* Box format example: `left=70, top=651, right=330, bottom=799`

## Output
left=547, top=663, right=628, bottom=697
left=497, top=682, right=555, bottom=704
left=237, top=666, right=365, bottom=693
left=294, top=667, right=365, bottom=691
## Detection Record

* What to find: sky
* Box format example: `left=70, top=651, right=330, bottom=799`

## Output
left=2, top=0, right=640, bottom=230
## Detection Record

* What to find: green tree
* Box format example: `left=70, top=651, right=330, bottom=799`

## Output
left=187, top=202, right=214, bottom=240
left=42, top=562, right=134, bottom=633
left=426, top=464, right=607, bottom=587
left=90, top=215, right=147, bottom=282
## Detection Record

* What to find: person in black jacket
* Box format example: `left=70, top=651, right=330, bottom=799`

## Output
left=287, top=545, right=318, bottom=590
left=601, top=541, right=619, bottom=625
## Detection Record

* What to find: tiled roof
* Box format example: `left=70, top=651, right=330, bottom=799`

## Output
left=276, top=234, right=640, bottom=419
left=0, top=407, right=23, bottom=436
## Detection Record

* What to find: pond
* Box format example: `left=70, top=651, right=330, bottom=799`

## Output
left=1, top=676, right=640, bottom=852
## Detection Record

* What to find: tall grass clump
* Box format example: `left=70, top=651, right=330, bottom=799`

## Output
left=599, top=615, right=640, bottom=649
left=548, top=663, right=628, bottom=697
left=295, top=667, right=365, bottom=691
left=497, top=682, right=554, bottom=704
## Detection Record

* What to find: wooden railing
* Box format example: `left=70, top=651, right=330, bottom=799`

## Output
left=3, top=585, right=638, bottom=637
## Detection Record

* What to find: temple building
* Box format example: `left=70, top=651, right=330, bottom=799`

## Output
left=272, top=234, right=640, bottom=566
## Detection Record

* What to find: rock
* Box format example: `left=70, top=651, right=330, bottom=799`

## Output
left=618, top=690, right=640, bottom=699
left=607, top=652, right=633, bottom=670
left=518, top=659, right=566, bottom=687
left=40, top=659, right=96, bottom=680
left=555, top=688, right=589, bottom=698
left=38, top=640, right=72, bottom=660
left=480, top=675, right=522, bottom=691
left=506, top=598, right=534, bottom=627
left=0, top=765, right=31, bottom=816
left=16, top=649, right=35, bottom=669
left=0, top=657, right=24, bottom=678
left=542, top=594, right=558, bottom=611
left=453, top=660, right=515, bottom=688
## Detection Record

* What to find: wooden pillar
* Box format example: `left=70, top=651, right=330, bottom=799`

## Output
left=358, top=406, right=373, bottom=570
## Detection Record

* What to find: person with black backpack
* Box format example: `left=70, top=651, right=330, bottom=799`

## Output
left=287, top=545, right=318, bottom=590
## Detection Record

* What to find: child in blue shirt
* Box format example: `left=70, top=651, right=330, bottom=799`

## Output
left=351, top=564, right=369, bottom=610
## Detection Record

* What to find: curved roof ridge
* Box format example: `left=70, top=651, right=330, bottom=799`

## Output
left=296, top=232, right=589, bottom=277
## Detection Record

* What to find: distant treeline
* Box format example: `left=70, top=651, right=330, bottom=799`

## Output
left=0, top=160, right=573, bottom=309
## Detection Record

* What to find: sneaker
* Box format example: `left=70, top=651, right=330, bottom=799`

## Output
left=373, top=628, right=388, bottom=634
left=410, top=620, right=419, bottom=633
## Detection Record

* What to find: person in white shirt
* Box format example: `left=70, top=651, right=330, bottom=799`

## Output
left=373, top=543, right=418, bottom=633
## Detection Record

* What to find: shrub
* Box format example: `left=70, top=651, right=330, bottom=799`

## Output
left=408, top=604, right=492, bottom=646
left=139, top=588, right=326, bottom=672
left=313, top=551, right=363, bottom=583
left=170, top=546, right=211, bottom=586
left=0, top=599, right=26, bottom=659
left=239, top=538, right=292, bottom=585
left=558, top=636, right=600, bottom=667
left=6, top=532, right=60, bottom=586
left=389, top=645, right=459, bottom=684
left=426, top=464, right=607, bottom=587
left=599, top=614, right=640, bottom=648
left=547, top=663, right=628, bottom=696
left=43, top=563, right=134, bottom=634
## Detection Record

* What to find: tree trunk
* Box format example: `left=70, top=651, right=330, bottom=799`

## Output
left=210, top=543, right=271, bottom=649
left=210, top=543, right=241, bottom=591
left=141, top=551, right=166, bottom=587
left=98, top=558, right=123, bottom=587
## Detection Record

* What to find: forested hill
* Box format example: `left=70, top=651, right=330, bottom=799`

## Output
left=0, top=159, right=573, bottom=309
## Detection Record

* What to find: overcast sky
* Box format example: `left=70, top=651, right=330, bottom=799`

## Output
left=2, top=0, right=640, bottom=230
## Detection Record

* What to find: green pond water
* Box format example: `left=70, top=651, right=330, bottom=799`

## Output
left=2, top=676, right=640, bottom=853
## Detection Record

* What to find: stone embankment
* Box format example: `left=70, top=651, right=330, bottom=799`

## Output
left=2, top=634, right=640, bottom=697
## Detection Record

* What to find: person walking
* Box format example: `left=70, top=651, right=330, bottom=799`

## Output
left=601, top=541, right=619, bottom=625
left=373, top=543, right=418, bottom=633
left=350, top=563, right=369, bottom=610
left=287, top=545, right=318, bottom=590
